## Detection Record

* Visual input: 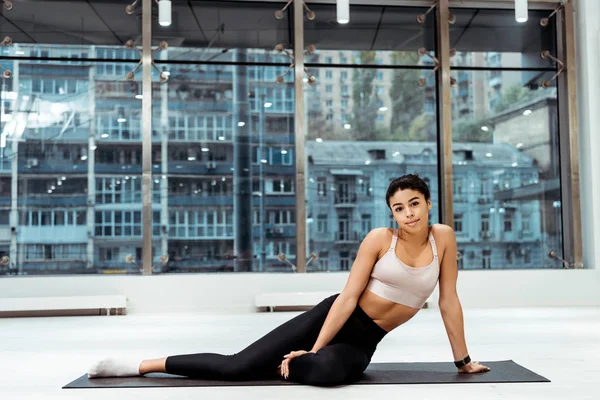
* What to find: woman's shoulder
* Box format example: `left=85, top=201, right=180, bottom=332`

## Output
left=430, top=223, right=456, bottom=245
left=366, top=227, right=395, bottom=240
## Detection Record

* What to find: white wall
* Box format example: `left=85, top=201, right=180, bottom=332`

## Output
left=0, top=268, right=598, bottom=314
left=575, top=0, right=600, bottom=305
left=1, top=2, right=599, bottom=314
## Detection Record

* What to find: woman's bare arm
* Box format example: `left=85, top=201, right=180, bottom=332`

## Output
left=309, top=228, right=385, bottom=353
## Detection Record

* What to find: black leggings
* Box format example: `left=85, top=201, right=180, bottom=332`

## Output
left=165, top=294, right=388, bottom=386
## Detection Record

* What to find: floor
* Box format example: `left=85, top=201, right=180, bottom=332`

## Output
left=0, top=306, right=598, bottom=400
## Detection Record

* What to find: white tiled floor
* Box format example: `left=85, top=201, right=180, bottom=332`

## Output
left=0, top=307, right=598, bottom=400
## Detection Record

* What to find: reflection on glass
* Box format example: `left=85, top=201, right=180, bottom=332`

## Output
left=449, top=8, right=557, bottom=69
left=155, top=52, right=296, bottom=273
left=451, top=69, right=562, bottom=269
left=305, top=59, right=438, bottom=272
left=0, top=47, right=146, bottom=275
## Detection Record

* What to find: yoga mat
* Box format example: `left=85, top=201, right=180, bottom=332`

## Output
left=63, top=360, right=549, bottom=388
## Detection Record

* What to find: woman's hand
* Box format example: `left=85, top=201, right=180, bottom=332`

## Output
left=458, top=361, right=491, bottom=374
left=278, top=350, right=312, bottom=379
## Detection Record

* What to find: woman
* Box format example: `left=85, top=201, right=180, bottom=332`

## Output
left=89, top=174, right=490, bottom=386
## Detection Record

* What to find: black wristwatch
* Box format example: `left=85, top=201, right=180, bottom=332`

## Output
left=454, top=355, right=471, bottom=368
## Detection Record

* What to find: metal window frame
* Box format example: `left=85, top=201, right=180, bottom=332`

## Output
left=137, top=0, right=581, bottom=273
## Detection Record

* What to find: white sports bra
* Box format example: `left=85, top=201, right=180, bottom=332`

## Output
left=365, top=228, right=440, bottom=309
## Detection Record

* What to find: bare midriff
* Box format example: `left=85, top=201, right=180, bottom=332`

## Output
left=357, top=289, right=421, bottom=332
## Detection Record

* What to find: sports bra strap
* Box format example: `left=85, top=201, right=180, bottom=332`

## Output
left=429, top=231, right=439, bottom=259
left=389, top=229, right=398, bottom=251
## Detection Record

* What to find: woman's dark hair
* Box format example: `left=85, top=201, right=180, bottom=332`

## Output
left=386, top=174, right=431, bottom=208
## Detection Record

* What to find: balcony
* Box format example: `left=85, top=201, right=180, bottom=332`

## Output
left=479, top=230, right=494, bottom=241
left=335, top=231, right=360, bottom=244
left=253, top=225, right=296, bottom=238
left=334, top=193, right=357, bottom=207
left=19, top=160, right=89, bottom=174
left=18, top=195, right=87, bottom=207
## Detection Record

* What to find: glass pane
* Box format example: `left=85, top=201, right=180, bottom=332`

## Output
left=451, top=70, right=561, bottom=269
left=4, top=38, right=143, bottom=274
left=449, top=8, right=557, bottom=69
left=305, top=62, right=438, bottom=272
left=304, top=5, right=436, bottom=66
left=157, top=1, right=296, bottom=273
left=159, top=1, right=291, bottom=64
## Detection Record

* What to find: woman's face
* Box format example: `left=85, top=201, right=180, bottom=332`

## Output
left=388, top=189, right=431, bottom=231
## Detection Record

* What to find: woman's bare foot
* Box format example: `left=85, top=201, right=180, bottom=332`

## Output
left=139, top=357, right=168, bottom=375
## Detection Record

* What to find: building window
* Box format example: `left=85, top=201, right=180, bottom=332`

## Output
left=325, top=70, right=333, bottom=79
left=522, top=214, right=530, bottom=232
left=454, top=214, right=463, bottom=232
left=340, top=251, right=351, bottom=271
left=317, top=215, right=328, bottom=233
left=504, top=214, right=512, bottom=232
left=340, top=71, right=348, bottom=80
left=361, top=214, right=371, bottom=235
left=453, top=178, right=463, bottom=197
left=505, top=248, right=513, bottom=264
left=482, top=249, right=492, bottom=269
left=317, top=177, right=327, bottom=197
left=481, top=214, right=490, bottom=232
left=269, top=179, right=294, bottom=194
left=457, top=249, right=464, bottom=269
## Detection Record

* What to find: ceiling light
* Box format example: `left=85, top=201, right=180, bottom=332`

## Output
left=523, top=109, right=532, bottom=116
left=201, top=147, right=209, bottom=152
left=117, top=117, right=126, bottom=123
left=379, top=106, right=388, bottom=112
left=337, top=0, right=349, bottom=24
left=281, top=149, right=288, bottom=154
left=516, top=142, right=524, bottom=149
left=158, top=0, right=172, bottom=27
left=135, top=94, right=143, bottom=99
left=316, top=138, right=323, bottom=143
left=486, top=152, right=492, bottom=157
left=238, top=122, right=245, bottom=127
left=101, top=133, right=109, bottom=138
left=481, top=126, right=489, bottom=132
left=515, top=0, right=528, bottom=23
left=344, top=123, right=351, bottom=129
left=264, top=102, right=272, bottom=108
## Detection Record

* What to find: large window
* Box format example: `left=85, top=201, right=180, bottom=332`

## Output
left=0, top=1, right=577, bottom=276
left=450, top=8, right=561, bottom=269
left=304, top=4, right=439, bottom=271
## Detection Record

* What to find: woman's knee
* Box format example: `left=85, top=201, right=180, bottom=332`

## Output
left=289, top=353, right=348, bottom=386
left=219, top=355, right=256, bottom=380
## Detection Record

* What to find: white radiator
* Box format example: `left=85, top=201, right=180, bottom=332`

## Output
left=0, top=295, right=127, bottom=317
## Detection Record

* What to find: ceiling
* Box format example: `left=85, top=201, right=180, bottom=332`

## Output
left=0, top=0, right=556, bottom=68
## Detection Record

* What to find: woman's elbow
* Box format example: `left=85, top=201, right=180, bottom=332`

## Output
left=438, top=295, right=460, bottom=312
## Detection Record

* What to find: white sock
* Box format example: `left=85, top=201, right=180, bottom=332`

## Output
left=87, top=357, right=143, bottom=378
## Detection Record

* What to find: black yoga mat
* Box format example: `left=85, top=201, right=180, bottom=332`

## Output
left=63, top=360, right=549, bottom=388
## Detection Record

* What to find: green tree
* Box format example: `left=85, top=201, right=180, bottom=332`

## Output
left=494, top=84, right=537, bottom=113
left=389, top=52, right=425, bottom=139
left=350, top=51, right=380, bottom=141
left=452, top=118, right=493, bottom=142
